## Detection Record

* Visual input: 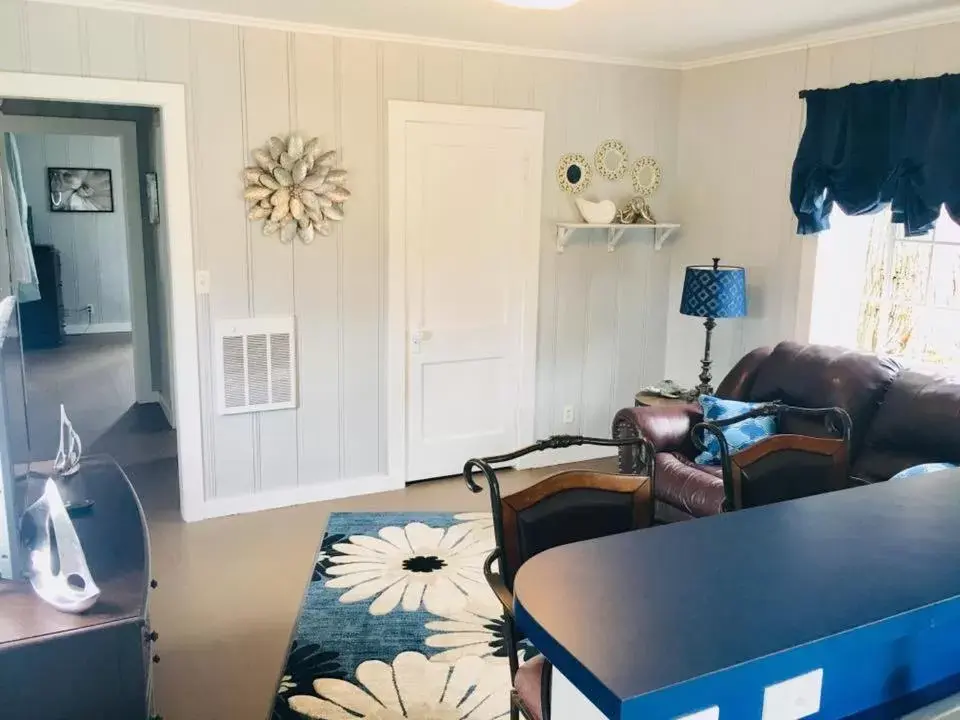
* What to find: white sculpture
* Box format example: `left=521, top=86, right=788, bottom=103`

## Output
left=575, top=197, right=617, bottom=225
left=23, top=478, right=100, bottom=613
left=244, top=134, right=351, bottom=244
left=53, top=404, right=81, bottom=477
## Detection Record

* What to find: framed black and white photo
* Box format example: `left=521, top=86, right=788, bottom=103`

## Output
left=145, top=172, right=160, bottom=225
left=48, top=167, right=114, bottom=213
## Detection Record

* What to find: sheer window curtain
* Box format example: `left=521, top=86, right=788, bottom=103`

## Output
left=1, top=132, right=39, bottom=302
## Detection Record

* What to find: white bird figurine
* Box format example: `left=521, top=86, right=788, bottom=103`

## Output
left=575, top=198, right=617, bottom=224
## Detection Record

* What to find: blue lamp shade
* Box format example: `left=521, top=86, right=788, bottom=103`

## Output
left=680, top=265, right=748, bottom=319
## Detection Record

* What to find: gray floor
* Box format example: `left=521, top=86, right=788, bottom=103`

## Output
left=1, top=331, right=615, bottom=719
left=3, top=332, right=175, bottom=467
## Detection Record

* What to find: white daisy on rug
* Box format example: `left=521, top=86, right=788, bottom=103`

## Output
left=288, top=651, right=509, bottom=719
left=450, top=511, right=494, bottom=538
left=424, top=598, right=508, bottom=664
left=325, top=522, right=495, bottom=615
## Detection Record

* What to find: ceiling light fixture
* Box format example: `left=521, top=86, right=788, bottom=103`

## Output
left=494, top=0, right=581, bottom=9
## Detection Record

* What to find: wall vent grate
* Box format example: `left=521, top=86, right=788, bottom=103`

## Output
left=215, top=317, right=297, bottom=415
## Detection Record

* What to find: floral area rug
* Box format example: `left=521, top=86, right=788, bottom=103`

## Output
left=272, top=511, right=532, bottom=720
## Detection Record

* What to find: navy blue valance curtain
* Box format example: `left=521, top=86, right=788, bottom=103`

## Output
left=790, top=73, right=960, bottom=236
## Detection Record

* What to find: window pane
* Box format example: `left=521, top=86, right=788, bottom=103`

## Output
left=931, top=244, right=960, bottom=309
left=917, top=308, right=960, bottom=367
left=856, top=300, right=881, bottom=354
left=880, top=302, right=922, bottom=357
left=859, top=217, right=889, bottom=300
left=890, top=242, right=931, bottom=303
left=935, top=206, right=960, bottom=244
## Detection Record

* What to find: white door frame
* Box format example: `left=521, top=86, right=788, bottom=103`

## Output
left=386, top=100, right=544, bottom=484
left=0, top=72, right=203, bottom=522
left=0, top=115, right=154, bottom=405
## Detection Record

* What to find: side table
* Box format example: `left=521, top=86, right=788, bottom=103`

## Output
left=634, top=391, right=695, bottom=408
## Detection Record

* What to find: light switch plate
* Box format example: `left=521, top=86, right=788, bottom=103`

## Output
left=196, top=270, right=211, bottom=295
left=762, top=668, right=823, bottom=720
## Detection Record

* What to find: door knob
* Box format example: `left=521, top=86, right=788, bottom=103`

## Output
left=410, top=329, right=432, bottom=353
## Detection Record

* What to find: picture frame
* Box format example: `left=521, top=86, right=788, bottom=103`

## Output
left=48, top=167, right=114, bottom=213
left=145, top=172, right=160, bottom=225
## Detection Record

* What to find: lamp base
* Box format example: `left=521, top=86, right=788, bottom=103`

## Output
left=696, top=317, right=716, bottom=397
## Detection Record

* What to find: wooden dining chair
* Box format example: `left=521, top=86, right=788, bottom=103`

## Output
left=463, top=434, right=654, bottom=720
left=693, top=404, right=853, bottom=511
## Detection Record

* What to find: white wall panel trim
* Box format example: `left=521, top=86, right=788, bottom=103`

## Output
left=23, top=0, right=960, bottom=72
left=23, top=0, right=677, bottom=69
left=65, top=321, right=134, bottom=334
left=199, top=474, right=404, bottom=520
left=514, top=445, right=618, bottom=470
left=680, top=6, right=960, bottom=70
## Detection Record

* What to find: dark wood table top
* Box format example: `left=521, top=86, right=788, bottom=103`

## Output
left=513, top=470, right=960, bottom=718
left=0, top=455, right=149, bottom=650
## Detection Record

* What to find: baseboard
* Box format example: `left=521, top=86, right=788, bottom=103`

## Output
left=64, top=321, right=133, bottom=335
left=148, top=391, right=177, bottom=430
left=198, top=474, right=404, bottom=520
left=514, top=444, right=618, bottom=470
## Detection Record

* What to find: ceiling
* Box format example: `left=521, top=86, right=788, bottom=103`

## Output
left=113, top=0, right=960, bottom=64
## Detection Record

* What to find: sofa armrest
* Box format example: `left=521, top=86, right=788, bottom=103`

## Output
left=613, top=404, right=702, bottom=474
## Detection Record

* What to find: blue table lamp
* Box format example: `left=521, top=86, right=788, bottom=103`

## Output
left=680, top=257, right=747, bottom=395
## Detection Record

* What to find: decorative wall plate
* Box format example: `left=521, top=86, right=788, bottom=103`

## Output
left=632, top=156, right=663, bottom=197
left=557, top=153, right=591, bottom=194
left=595, top=139, right=628, bottom=181
left=244, top=134, right=350, bottom=244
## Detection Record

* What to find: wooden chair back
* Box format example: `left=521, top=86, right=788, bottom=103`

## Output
left=499, top=470, right=652, bottom=589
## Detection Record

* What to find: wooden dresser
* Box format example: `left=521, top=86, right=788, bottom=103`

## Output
left=0, top=455, right=156, bottom=718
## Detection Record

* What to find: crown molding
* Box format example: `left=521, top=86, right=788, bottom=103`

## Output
left=22, top=0, right=680, bottom=69
left=678, top=5, right=960, bottom=70
left=22, top=0, right=960, bottom=73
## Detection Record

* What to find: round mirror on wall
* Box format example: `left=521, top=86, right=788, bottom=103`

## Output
left=556, top=153, right=591, bottom=194
left=594, top=139, right=628, bottom=181
left=632, top=156, right=663, bottom=196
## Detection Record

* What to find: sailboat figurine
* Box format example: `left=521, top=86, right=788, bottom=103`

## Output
left=53, top=404, right=81, bottom=477
left=21, top=478, right=101, bottom=613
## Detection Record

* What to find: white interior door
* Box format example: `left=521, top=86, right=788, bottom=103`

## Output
left=390, top=103, right=544, bottom=482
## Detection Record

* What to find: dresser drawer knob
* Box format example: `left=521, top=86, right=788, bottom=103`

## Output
left=149, top=630, right=159, bottom=642
left=150, top=579, right=158, bottom=589
left=152, top=654, right=161, bottom=664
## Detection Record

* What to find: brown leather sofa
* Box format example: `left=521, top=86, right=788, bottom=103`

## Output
left=613, top=341, right=960, bottom=522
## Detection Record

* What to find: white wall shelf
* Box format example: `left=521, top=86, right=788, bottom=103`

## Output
left=555, top=223, right=681, bottom=253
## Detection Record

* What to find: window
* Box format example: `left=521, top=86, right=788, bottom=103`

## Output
left=809, top=206, right=960, bottom=371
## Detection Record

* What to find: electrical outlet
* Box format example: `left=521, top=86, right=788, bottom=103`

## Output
left=562, top=405, right=575, bottom=424
left=762, top=669, right=823, bottom=720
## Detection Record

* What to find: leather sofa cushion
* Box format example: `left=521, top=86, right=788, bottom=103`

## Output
left=747, top=341, right=901, bottom=452
left=852, top=448, right=939, bottom=484
left=655, top=452, right=725, bottom=518
left=860, top=371, right=960, bottom=470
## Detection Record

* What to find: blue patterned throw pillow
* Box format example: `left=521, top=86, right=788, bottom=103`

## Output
left=890, top=463, right=958, bottom=480
left=695, top=395, right=777, bottom=465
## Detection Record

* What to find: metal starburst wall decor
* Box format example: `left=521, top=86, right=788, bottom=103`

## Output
left=243, top=134, right=350, bottom=244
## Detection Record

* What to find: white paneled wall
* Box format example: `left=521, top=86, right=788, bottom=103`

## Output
left=669, top=22, right=960, bottom=386
left=15, top=132, right=132, bottom=331
left=0, top=0, right=680, bottom=502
